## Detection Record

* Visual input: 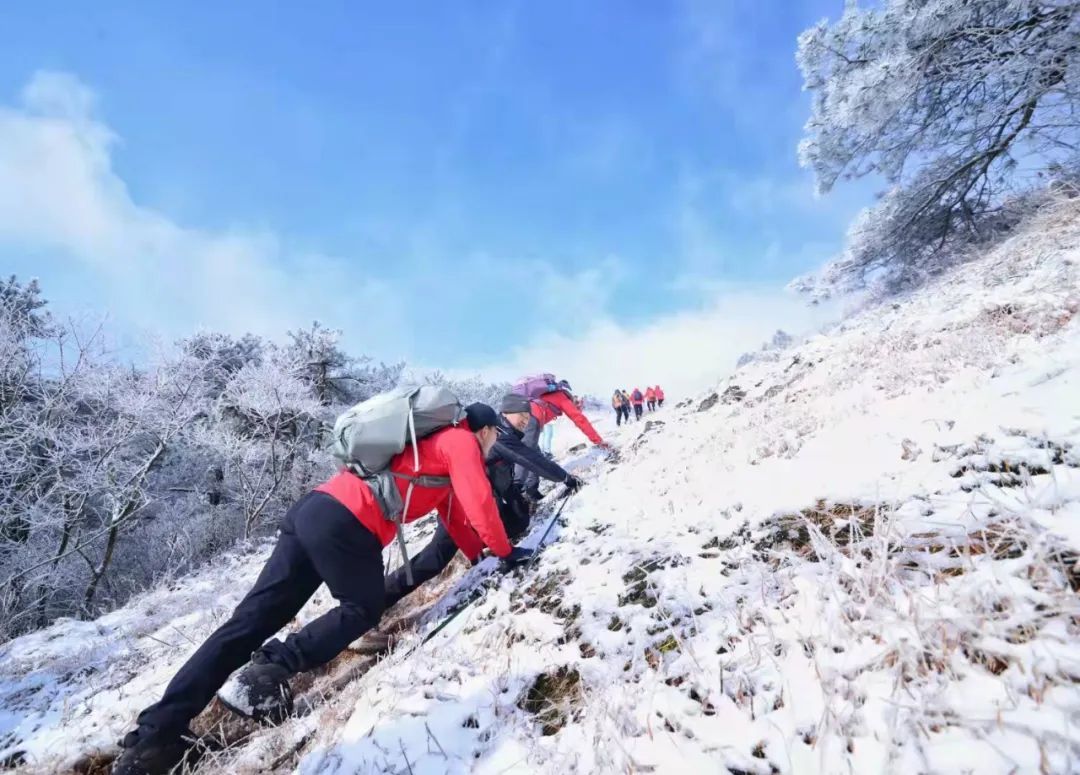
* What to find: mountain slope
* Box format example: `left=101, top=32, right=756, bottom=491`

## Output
left=2, top=199, right=1079, bottom=774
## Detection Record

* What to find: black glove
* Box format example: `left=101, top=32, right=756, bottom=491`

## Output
left=500, top=546, right=534, bottom=572
left=563, top=475, right=583, bottom=493
left=524, top=486, right=543, bottom=502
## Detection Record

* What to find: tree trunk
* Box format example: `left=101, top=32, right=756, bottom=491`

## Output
left=82, top=441, right=167, bottom=611
left=83, top=501, right=131, bottom=611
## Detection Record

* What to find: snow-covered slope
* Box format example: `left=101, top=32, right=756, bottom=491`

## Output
left=3, top=200, right=1080, bottom=774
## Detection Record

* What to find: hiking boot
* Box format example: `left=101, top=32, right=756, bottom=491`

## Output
left=217, top=653, right=294, bottom=725
left=111, top=728, right=200, bottom=775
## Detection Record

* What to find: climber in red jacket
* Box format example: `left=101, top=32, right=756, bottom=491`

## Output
left=516, top=379, right=605, bottom=500
left=630, top=387, right=645, bottom=420
left=113, top=404, right=523, bottom=775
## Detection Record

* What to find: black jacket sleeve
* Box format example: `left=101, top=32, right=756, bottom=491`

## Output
left=494, top=431, right=570, bottom=484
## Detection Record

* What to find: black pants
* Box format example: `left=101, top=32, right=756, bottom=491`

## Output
left=515, top=416, right=543, bottom=494
left=383, top=489, right=529, bottom=610
left=658, top=399, right=664, bottom=407
left=615, top=407, right=623, bottom=426
left=634, top=404, right=643, bottom=420
left=135, top=492, right=385, bottom=737
left=647, top=400, right=655, bottom=411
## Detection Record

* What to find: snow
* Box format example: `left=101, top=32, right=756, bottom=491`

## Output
left=3, top=202, right=1080, bottom=773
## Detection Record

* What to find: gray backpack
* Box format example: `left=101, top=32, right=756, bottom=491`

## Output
left=329, top=385, right=465, bottom=583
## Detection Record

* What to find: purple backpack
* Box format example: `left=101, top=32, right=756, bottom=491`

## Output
left=512, top=373, right=558, bottom=399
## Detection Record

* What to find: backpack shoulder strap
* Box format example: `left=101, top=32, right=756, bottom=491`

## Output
left=361, top=467, right=452, bottom=587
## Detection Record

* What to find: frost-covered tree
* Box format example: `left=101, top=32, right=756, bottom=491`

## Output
left=0, top=282, right=511, bottom=640
left=798, top=0, right=1080, bottom=294
left=285, top=322, right=352, bottom=405
left=207, top=349, right=323, bottom=536
left=416, top=370, right=512, bottom=408
left=0, top=282, right=173, bottom=631
left=0, top=278, right=52, bottom=549
left=285, top=322, right=404, bottom=406
left=180, top=331, right=265, bottom=397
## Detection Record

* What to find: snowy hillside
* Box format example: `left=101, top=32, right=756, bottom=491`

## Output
left=3, top=200, right=1080, bottom=773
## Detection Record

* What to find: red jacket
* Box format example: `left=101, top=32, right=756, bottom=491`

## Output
left=645, top=388, right=656, bottom=400
left=655, top=386, right=665, bottom=400
left=315, top=425, right=511, bottom=561
left=531, top=390, right=604, bottom=446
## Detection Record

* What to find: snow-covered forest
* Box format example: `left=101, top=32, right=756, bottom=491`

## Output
left=0, top=289, right=508, bottom=641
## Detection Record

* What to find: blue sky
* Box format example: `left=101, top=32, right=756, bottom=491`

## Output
left=0, top=0, right=874, bottom=394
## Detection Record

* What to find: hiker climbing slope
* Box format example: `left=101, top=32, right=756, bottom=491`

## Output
left=382, top=397, right=581, bottom=611
left=631, top=387, right=644, bottom=420
left=612, top=389, right=626, bottom=426
left=112, top=389, right=526, bottom=775
left=655, top=385, right=665, bottom=407
left=645, top=386, right=656, bottom=412
left=510, top=374, right=606, bottom=501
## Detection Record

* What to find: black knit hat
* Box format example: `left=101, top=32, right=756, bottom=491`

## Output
left=499, top=393, right=532, bottom=414
left=464, top=402, right=499, bottom=429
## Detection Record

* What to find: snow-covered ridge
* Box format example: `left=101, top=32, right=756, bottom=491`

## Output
left=2, top=200, right=1079, bottom=773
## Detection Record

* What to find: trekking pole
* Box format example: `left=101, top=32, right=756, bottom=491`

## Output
left=525, top=486, right=573, bottom=565
left=419, top=489, right=577, bottom=646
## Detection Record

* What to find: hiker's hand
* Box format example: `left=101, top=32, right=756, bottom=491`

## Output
left=563, top=475, right=583, bottom=494
left=500, top=546, right=534, bottom=572
left=524, top=486, right=543, bottom=502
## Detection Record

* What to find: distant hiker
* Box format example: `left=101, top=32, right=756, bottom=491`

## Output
left=113, top=395, right=526, bottom=775
left=631, top=387, right=644, bottom=420
left=620, top=390, right=633, bottom=422
left=381, top=395, right=581, bottom=611
left=645, top=386, right=657, bottom=411
left=612, top=390, right=626, bottom=426
left=510, top=374, right=606, bottom=501
left=655, top=385, right=665, bottom=407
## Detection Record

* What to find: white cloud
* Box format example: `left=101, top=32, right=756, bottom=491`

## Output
left=0, top=71, right=841, bottom=402
left=676, top=193, right=730, bottom=276
left=478, top=283, right=835, bottom=401
left=0, top=71, right=404, bottom=347
left=535, top=256, right=623, bottom=329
